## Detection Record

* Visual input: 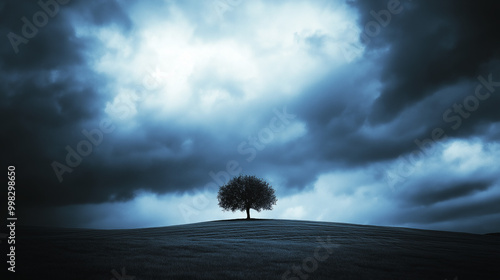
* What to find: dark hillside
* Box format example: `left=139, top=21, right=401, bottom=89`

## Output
left=9, top=219, right=500, bottom=279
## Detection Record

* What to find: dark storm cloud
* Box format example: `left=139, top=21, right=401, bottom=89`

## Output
left=290, top=72, right=499, bottom=177
left=402, top=180, right=493, bottom=207
left=284, top=0, right=500, bottom=170
left=392, top=185, right=500, bottom=225
left=285, top=62, right=411, bottom=168
left=1, top=4, right=82, bottom=69
left=352, top=0, right=500, bottom=124
left=71, top=0, right=132, bottom=30
left=0, top=0, right=135, bottom=213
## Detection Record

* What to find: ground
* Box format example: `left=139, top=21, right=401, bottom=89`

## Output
left=9, top=219, right=500, bottom=279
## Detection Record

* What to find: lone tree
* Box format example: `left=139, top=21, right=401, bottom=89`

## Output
left=217, top=175, right=277, bottom=219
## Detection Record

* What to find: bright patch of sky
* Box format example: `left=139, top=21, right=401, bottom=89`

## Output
left=73, top=0, right=363, bottom=127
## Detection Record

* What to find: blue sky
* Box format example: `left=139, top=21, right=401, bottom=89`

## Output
left=2, top=0, right=500, bottom=233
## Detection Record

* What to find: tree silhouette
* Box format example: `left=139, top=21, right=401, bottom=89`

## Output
left=217, top=175, right=277, bottom=219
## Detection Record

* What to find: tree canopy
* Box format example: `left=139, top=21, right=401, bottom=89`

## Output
left=217, top=175, right=277, bottom=219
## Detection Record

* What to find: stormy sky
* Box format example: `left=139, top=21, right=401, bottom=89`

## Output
left=2, top=0, right=500, bottom=234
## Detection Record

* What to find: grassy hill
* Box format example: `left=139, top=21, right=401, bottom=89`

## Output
left=10, top=219, right=500, bottom=279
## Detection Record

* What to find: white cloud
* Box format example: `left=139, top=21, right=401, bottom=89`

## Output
left=441, top=139, right=492, bottom=172
left=76, top=0, right=361, bottom=128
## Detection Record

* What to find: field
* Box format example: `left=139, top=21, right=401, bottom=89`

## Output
left=10, top=219, right=500, bottom=279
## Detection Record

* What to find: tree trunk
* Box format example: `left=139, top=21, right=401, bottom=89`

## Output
left=246, top=208, right=250, bottom=219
